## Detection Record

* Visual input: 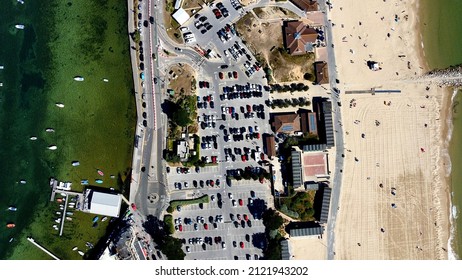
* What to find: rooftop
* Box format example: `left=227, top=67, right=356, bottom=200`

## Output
left=314, top=61, right=329, bottom=84
left=284, top=21, right=318, bottom=55
left=272, top=113, right=301, bottom=133
left=289, top=0, right=319, bottom=13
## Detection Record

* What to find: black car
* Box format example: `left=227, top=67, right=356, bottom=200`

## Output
left=199, top=16, right=207, bottom=22
left=201, top=29, right=207, bottom=34
left=138, top=13, right=142, bottom=20
left=149, top=16, right=154, bottom=24
left=143, top=20, right=148, bottom=27
left=220, top=65, right=229, bottom=69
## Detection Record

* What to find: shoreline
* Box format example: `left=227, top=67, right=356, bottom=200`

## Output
left=331, top=0, right=451, bottom=259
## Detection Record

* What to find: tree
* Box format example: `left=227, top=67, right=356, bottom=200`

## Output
left=303, top=72, right=314, bottom=81
left=262, top=208, right=283, bottom=231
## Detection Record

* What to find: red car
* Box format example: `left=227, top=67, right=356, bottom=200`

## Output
left=204, top=223, right=209, bottom=230
left=233, top=71, right=238, bottom=79
left=243, top=214, right=249, bottom=221
left=219, top=72, right=224, bottom=79
left=237, top=214, right=241, bottom=220
left=179, top=224, right=183, bottom=231
left=260, top=153, right=265, bottom=160
left=255, top=133, right=260, bottom=139
left=241, top=155, right=247, bottom=162
left=131, top=203, right=137, bottom=211
left=238, top=199, right=243, bottom=206
left=240, top=242, right=245, bottom=248
left=211, top=156, right=217, bottom=163
left=210, top=180, right=215, bottom=187
left=246, top=105, right=251, bottom=112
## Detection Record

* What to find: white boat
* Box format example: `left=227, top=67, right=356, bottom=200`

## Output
left=0, top=65, right=4, bottom=69
left=55, top=103, right=64, bottom=108
left=48, top=145, right=57, bottom=150
left=45, top=128, right=55, bottom=132
left=66, top=217, right=72, bottom=221
left=17, top=0, right=25, bottom=4
left=72, top=161, right=80, bottom=166
left=56, top=211, right=61, bottom=215
left=0, top=83, right=3, bottom=87
left=72, top=246, right=78, bottom=251
left=103, top=78, right=109, bottom=82
left=101, top=216, right=108, bottom=222
left=30, top=136, right=37, bottom=140
left=15, top=24, right=24, bottom=30
left=78, top=250, right=84, bottom=256
left=74, top=76, right=84, bottom=81
left=19, top=180, right=26, bottom=184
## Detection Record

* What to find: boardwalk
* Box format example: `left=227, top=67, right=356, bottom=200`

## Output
left=27, top=237, right=60, bottom=260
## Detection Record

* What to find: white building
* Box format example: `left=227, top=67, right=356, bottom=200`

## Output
left=172, top=8, right=190, bottom=26
left=84, top=189, right=122, bottom=217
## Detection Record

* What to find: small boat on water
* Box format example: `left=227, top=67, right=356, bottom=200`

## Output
left=56, top=198, right=63, bottom=203
left=15, top=24, right=24, bottom=30
left=56, top=211, right=61, bottom=215
left=110, top=175, right=115, bottom=179
left=48, top=145, right=57, bottom=150
left=66, top=212, right=73, bottom=216
left=66, top=217, right=72, bottom=221
left=74, top=76, right=84, bottom=82
left=45, top=128, right=55, bottom=132
left=9, top=237, right=14, bottom=243
left=30, top=136, right=38, bottom=140
left=97, top=169, right=104, bottom=176
left=7, top=206, right=17, bottom=212
left=78, top=250, right=84, bottom=256
left=72, top=246, right=78, bottom=251
left=19, top=180, right=26, bottom=184
left=7, top=223, right=15, bottom=228
left=81, top=179, right=89, bottom=185
left=17, top=0, right=25, bottom=4
left=92, top=216, right=99, bottom=223
left=0, top=65, right=4, bottom=69
left=55, top=103, right=64, bottom=108
left=103, top=78, right=109, bottom=82
left=95, top=179, right=103, bottom=184
left=101, top=216, right=108, bottom=222
left=72, top=161, right=80, bottom=166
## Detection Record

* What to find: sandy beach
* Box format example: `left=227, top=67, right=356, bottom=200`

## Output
left=329, top=0, right=450, bottom=259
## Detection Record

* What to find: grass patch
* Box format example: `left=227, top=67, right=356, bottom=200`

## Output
left=167, top=195, right=209, bottom=213
left=278, top=191, right=316, bottom=221
left=164, top=214, right=174, bottom=235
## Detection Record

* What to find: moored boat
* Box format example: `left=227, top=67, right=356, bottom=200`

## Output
left=30, top=136, right=37, bottom=140
left=72, top=161, right=80, bottom=166
left=95, top=179, right=103, bottom=184
left=7, top=223, right=15, bottom=228
left=15, top=24, right=24, bottom=30
left=45, top=128, right=55, bottom=132
left=19, top=180, right=26, bottom=184
left=92, top=216, right=99, bottom=223
left=55, top=103, right=64, bottom=108
left=101, top=216, right=108, bottom=222
left=74, top=76, right=84, bottom=81
left=78, top=250, right=84, bottom=256
left=7, top=206, right=17, bottom=212
left=72, top=246, right=78, bottom=251
left=103, top=78, right=109, bottom=82
left=81, top=179, right=89, bottom=185
left=47, top=145, right=57, bottom=150
left=97, top=169, right=104, bottom=176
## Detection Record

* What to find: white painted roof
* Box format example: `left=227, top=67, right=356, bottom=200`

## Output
left=172, top=8, right=190, bottom=26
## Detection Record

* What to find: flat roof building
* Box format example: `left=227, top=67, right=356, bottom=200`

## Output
left=84, top=189, right=122, bottom=217
left=290, top=226, right=324, bottom=237
left=300, top=111, right=318, bottom=136
left=291, top=146, right=328, bottom=188
left=291, top=149, right=303, bottom=188
left=319, top=186, right=332, bottom=224
left=172, top=8, right=190, bottom=26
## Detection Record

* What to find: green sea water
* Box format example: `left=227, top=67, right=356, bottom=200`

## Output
left=420, top=0, right=462, bottom=259
left=0, top=0, right=136, bottom=259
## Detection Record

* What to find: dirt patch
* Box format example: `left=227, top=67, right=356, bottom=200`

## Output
left=167, top=63, right=198, bottom=134
left=182, top=0, right=203, bottom=11
left=236, top=9, right=314, bottom=83
left=253, top=6, right=299, bottom=20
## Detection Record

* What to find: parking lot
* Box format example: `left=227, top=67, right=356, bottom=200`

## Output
left=166, top=1, right=274, bottom=260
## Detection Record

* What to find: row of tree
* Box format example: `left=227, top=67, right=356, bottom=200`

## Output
left=266, top=97, right=311, bottom=108
left=270, top=82, right=309, bottom=93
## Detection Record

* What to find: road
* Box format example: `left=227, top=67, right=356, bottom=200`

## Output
left=316, top=0, right=344, bottom=260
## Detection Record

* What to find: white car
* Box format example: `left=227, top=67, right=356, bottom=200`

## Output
left=222, top=242, right=226, bottom=249
left=180, top=27, right=189, bottom=32
left=224, top=50, right=229, bottom=57
left=228, top=193, right=233, bottom=199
